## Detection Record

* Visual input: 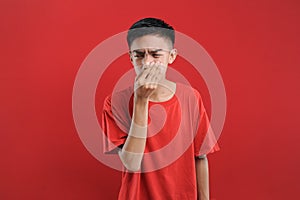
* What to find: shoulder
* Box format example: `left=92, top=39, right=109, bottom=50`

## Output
left=175, top=82, right=203, bottom=101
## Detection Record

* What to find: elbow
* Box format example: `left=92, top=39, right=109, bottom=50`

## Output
left=123, top=162, right=141, bottom=172
left=118, top=150, right=142, bottom=172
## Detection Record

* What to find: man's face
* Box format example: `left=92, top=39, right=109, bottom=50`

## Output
left=129, top=35, right=176, bottom=76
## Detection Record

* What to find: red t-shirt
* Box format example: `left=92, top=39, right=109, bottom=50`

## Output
left=101, top=82, right=219, bottom=200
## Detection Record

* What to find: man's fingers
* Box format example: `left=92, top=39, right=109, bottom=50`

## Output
left=144, top=62, right=155, bottom=80
left=136, top=68, right=150, bottom=87
left=137, top=62, right=153, bottom=83
left=151, top=63, right=162, bottom=82
left=135, top=61, right=165, bottom=92
left=137, top=62, right=155, bottom=86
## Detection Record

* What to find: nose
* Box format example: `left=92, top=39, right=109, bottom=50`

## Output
left=143, top=52, right=154, bottom=64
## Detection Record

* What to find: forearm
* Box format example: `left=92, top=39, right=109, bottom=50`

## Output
left=195, top=156, right=209, bottom=200
left=119, top=62, right=163, bottom=171
left=119, top=97, right=148, bottom=171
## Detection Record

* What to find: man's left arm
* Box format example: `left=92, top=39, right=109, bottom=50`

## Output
left=195, top=155, right=209, bottom=200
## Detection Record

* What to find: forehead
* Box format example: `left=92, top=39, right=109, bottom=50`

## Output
left=130, top=35, right=172, bottom=51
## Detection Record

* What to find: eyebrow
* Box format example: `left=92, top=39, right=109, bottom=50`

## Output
left=132, top=49, right=164, bottom=53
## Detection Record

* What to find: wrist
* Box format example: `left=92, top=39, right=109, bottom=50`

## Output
left=134, top=95, right=149, bottom=105
left=133, top=96, right=149, bottom=126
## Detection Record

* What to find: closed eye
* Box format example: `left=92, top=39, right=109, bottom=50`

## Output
left=134, top=53, right=145, bottom=58
left=151, top=53, right=163, bottom=58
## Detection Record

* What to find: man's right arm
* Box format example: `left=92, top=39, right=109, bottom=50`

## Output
left=118, top=97, right=148, bottom=172
left=118, top=62, right=163, bottom=172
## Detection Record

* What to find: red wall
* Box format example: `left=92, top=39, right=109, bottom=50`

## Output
left=1, top=0, right=300, bottom=199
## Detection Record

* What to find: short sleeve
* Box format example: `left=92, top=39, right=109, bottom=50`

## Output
left=193, top=89, right=220, bottom=157
left=101, top=95, right=129, bottom=154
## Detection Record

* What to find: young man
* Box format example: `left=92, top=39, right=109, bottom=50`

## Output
left=102, top=18, right=219, bottom=200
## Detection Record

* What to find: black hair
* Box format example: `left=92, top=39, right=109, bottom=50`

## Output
left=127, top=17, right=175, bottom=48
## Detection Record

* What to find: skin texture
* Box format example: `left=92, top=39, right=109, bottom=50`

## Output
left=130, top=35, right=177, bottom=101
left=118, top=35, right=210, bottom=199
left=196, top=156, right=210, bottom=200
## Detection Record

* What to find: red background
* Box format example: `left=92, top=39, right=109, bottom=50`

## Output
left=1, top=0, right=300, bottom=199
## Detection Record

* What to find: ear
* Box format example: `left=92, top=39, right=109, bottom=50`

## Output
left=168, top=49, right=177, bottom=64
left=128, top=51, right=133, bottom=64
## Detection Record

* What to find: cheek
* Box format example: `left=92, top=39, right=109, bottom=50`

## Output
left=133, top=59, right=143, bottom=67
left=163, top=55, right=171, bottom=65
left=161, top=67, right=167, bottom=75
left=134, top=65, right=142, bottom=75
left=132, top=60, right=142, bottom=68
left=158, top=57, right=168, bottom=66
